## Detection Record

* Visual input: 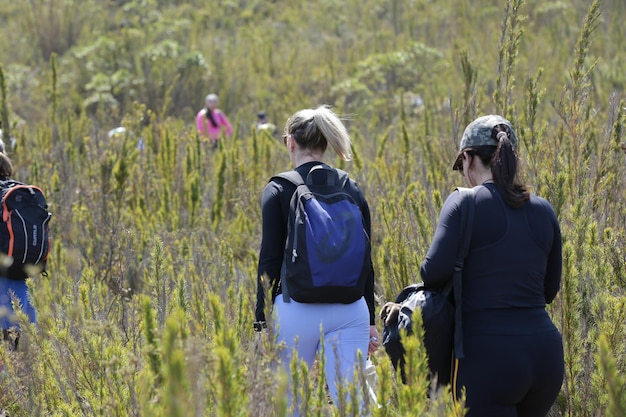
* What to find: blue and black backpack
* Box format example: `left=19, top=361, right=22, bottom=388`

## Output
left=0, top=180, right=51, bottom=279
left=273, top=164, right=371, bottom=304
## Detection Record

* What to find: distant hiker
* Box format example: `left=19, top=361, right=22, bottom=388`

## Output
left=0, top=152, right=50, bottom=350
left=385, top=115, right=564, bottom=416
left=195, top=93, right=232, bottom=149
left=254, top=106, right=379, bottom=414
left=254, top=111, right=277, bottom=138
left=107, top=126, right=145, bottom=151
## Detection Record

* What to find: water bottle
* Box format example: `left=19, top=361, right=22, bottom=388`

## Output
left=364, top=358, right=379, bottom=407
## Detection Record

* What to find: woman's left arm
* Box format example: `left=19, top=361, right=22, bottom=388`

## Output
left=219, top=111, right=233, bottom=136
left=360, top=192, right=376, bottom=326
left=349, top=179, right=376, bottom=326
left=543, top=203, right=562, bottom=304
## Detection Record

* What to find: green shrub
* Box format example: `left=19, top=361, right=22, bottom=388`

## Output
left=0, top=0, right=624, bottom=415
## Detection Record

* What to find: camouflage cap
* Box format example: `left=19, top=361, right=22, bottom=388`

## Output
left=452, top=115, right=518, bottom=170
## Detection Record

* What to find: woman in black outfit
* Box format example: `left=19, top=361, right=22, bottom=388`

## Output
left=420, top=115, right=563, bottom=416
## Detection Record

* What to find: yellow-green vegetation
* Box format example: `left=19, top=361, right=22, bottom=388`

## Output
left=0, top=0, right=624, bottom=415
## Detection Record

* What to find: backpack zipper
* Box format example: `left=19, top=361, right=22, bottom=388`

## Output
left=14, top=210, right=29, bottom=263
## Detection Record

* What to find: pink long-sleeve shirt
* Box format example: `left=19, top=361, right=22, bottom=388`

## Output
left=196, top=108, right=232, bottom=140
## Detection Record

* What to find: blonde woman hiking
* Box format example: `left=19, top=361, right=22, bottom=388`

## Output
left=255, top=106, right=379, bottom=414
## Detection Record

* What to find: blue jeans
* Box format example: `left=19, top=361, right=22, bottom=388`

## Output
left=0, top=277, right=36, bottom=330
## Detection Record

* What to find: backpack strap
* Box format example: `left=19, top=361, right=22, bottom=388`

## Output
left=306, top=165, right=338, bottom=186
left=334, top=168, right=350, bottom=189
left=336, top=168, right=365, bottom=210
left=272, top=166, right=349, bottom=189
left=394, top=283, right=422, bottom=303
left=271, top=171, right=303, bottom=303
left=280, top=260, right=290, bottom=303
left=271, top=170, right=304, bottom=187
left=0, top=180, right=22, bottom=192
left=453, top=187, right=475, bottom=359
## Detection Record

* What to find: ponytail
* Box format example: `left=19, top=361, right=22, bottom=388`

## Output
left=312, top=106, right=352, bottom=161
left=285, top=106, right=352, bottom=161
left=457, top=116, right=528, bottom=208
left=491, top=124, right=529, bottom=207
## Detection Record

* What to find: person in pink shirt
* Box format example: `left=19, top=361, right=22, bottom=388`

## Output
left=195, top=93, right=232, bottom=149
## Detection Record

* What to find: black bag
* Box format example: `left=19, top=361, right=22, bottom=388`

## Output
left=382, top=187, right=475, bottom=385
left=0, top=180, right=52, bottom=279
left=382, top=282, right=455, bottom=385
left=273, top=164, right=371, bottom=304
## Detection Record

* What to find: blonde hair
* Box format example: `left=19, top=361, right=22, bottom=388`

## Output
left=0, top=153, right=14, bottom=180
left=284, top=106, right=352, bottom=161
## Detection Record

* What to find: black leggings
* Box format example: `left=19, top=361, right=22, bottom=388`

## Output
left=453, top=330, right=564, bottom=417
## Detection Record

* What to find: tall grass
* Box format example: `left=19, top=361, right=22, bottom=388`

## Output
left=0, top=0, right=624, bottom=415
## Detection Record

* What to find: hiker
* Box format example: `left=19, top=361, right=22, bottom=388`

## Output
left=0, top=153, right=40, bottom=351
left=387, top=115, right=564, bottom=416
left=195, top=93, right=232, bottom=149
left=107, top=126, right=146, bottom=151
left=254, top=106, right=379, bottom=413
left=254, top=111, right=278, bottom=138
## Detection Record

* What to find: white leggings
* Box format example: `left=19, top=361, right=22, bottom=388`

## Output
left=274, top=296, right=370, bottom=408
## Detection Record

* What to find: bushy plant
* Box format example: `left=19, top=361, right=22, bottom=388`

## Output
left=0, top=0, right=624, bottom=415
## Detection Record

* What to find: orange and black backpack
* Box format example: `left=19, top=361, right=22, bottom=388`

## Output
left=0, top=180, right=51, bottom=279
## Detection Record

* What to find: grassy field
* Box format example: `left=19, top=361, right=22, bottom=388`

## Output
left=0, top=0, right=625, bottom=415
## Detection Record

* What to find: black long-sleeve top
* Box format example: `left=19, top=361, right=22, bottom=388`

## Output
left=420, top=183, right=562, bottom=334
left=255, top=161, right=376, bottom=325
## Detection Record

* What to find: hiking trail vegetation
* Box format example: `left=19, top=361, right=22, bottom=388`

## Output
left=0, top=0, right=624, bottom=415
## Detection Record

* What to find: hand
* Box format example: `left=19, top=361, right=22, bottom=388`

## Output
left=379, top=302, right=401, bottom=326
left=368, top=325, right=380, bottom=355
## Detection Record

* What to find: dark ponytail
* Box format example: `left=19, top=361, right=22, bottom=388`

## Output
left=490, top=124, right=529, bottom=207
left=470, top=124, right=529, bottom=207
